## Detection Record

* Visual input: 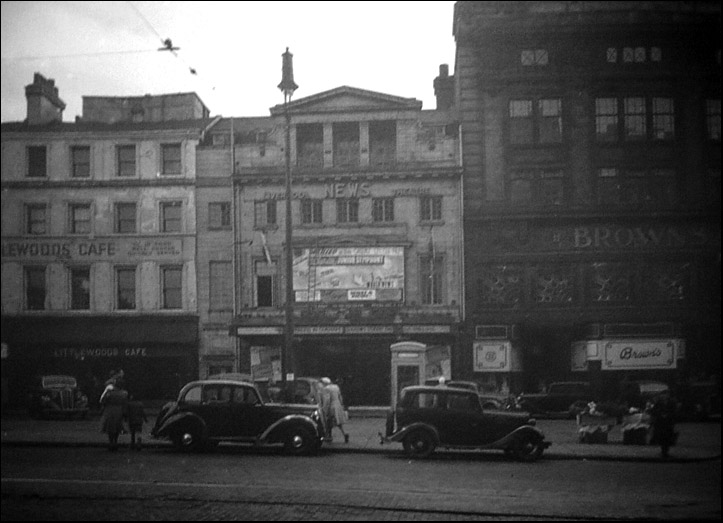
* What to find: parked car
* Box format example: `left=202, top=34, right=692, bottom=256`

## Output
left=151, top=379, right=326, bottom=455
left=28, top=375, right=89, bottom=419
left=517, top=381, right=594, bottom=419
left=424, top=378, right=518, bottom=410
left=381, top=385, right=550, bottom=461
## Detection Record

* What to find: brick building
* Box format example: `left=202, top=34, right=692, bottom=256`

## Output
left=1, top=74, right=216, bottom=406
left=198, top=86, right=463, bottom=405
left=453, top=1, right=721, bottom=397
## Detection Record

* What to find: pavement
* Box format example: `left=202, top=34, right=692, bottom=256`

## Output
left=1, top=406, right=719, bottom=462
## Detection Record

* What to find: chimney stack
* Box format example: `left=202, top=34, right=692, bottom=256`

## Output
left=433, top=64, right=455, bottom=111
left=25, top=73, right=66, bottom=125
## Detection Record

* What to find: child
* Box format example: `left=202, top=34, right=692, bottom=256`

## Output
left=126, top=394, right=148, bottom=451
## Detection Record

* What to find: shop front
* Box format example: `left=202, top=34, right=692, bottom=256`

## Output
left=1, top=315, right=198, bottom=408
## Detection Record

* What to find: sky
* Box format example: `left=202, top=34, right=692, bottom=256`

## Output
left=1, top=1, right=457, bottom=122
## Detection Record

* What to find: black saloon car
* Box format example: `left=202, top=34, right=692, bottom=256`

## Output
left=382, top=386, right=550, bottom=461
left=28, top=375, right=89, bottom=419
left=151, top=379, right=326, bottom=455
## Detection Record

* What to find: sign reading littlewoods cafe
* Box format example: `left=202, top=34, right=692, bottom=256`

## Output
left=571, top=339, right=683, bottom=371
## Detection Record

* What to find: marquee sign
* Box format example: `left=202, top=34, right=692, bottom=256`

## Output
left=602, top=339, right=679, bottom=370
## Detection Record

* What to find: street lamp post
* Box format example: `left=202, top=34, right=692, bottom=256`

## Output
left=278, top=48, right=298, bottom=387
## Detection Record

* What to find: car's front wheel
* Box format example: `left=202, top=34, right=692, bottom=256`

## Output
left=284, top=425, right=318, bottom=456
left=402, top=430, right=436, bottom=458
left=511, top=435, right=544, bottom=462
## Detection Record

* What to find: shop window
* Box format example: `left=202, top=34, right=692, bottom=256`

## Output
left=208, top=202, right=231, bottom=230
left=372, top=198, right=394, bottom=222
left=25, top=266, right=46, bottom=310
left=70, top=266, right=90, bottom=310
left=478, top=265, right=524, bottom=308
left=114, top=202, right=137, bottom=234
left=27, top=146, right=47, bottom=178
left=420, top=254, right=444, bottom=305
left=209, top=261, right=233, bottom=311
left=162, top=266, right=183, bottom=309
left=116, top=267, right=136, bottom=310
left=533, top=265, right=575, bottom=304
left=160, top=201, right=182, bottom=233
left=333, top=122, right=360, bottom=168
left=420, top=196, right=442, bottom=222
left=116, top=145, right=136, bottom=177
left=255, top=200, right=277, bottom=228
left=301, top=199, right=323, bottom=224
left=336, top=199, right=359, bottom=223
left=25, top=203, right=47, bottom=235
left=69, top=203, right=91, bottom=234
left=71, top=146, right=90, bottom=178
left=161, top=143, right=182, bottom=175
left=296, top=123, right=324, bottom=169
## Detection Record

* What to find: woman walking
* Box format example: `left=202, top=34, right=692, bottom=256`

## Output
left=99, top=375, right=128, bottom=451
left=323, top=377, right=349, bottom=443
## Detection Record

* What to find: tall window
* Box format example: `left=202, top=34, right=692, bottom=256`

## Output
left=369, top=121, right=396, bottom=167
left=706, top=99, right=721, bottom=141
left=208, top=202, right=231, bottom=230
left=301, top=199, right=323, bottom=224
left=116, top=145, right=136, bottom=177
left=116, top=267, right=136, bottom=310
left=69, top=203, right=91, bottom=234
left=70, top=266, right=90, bottom=310
left=255, top=261, right=277, bottom=308
left=25, top=266, right=46, bottom=310
left=27, top=146, right=47, bottom=178
left=161, top=143, right=182, bottom=175
left=209, top=261, right=233, bottom=311
left=71, top=146, right=90, bottom=178
left=162, top=266, right=183, bottom=309
left=509, top=98, right=562, bottom=144
left=296, top=124, right=323, bottom=168
left=595, top=97, right=675, bottom=142
left=420, top=255, right=443, bottom=305
left=25, top=204, right=47, bottom=235
left=336, top=199, right=359, bottom=223
left=420, top=196, right=442, bottom=222
left=254, top=200, right=277, bottom=227
left=333, top=122, right=360, bottom=168
left=160, top=201, right=182, bottom=232
left=114, top=202, right=136, bottom=233
left=372, top=198, right=394, bottom=222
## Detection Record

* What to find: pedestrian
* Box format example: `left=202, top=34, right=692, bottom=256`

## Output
left=316, top=379, right=332, bottom=440
left=648, top=389, right=677, bottom=458
left=324, top=377, right=349, bottom=443
left=99, top=377, right=128, bottom=451
left=126, top=393, right=147, bottom=451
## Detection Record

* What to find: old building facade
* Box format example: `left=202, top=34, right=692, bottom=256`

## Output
left=1, top=74, right=216, bottom=405
left=453, top=1, right=721, bottom=396
left=198, top=86, right=463, bottom=405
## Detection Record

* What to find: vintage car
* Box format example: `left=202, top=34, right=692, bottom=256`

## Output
left=517, top=381, right=594, bottom=419
left=381, top=385, right=550, bottom=461
left=28, top=375, right=89, bottom=419
left=151, top=379, right=326, bottom=455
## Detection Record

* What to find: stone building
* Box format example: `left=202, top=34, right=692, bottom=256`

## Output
left=199, top=86, right=463, bottom=405
left=1, top=73, right=217, bottom=406
left=453, top=1, right=721, bottom=396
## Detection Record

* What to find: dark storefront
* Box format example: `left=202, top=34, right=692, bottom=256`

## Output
left=1, top=315, right=198, bottom=408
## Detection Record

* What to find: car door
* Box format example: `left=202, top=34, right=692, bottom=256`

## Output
left=227, top=385, right=265, bottom=438
left=440, top=391, right=481, bottom=446
left=196, top=384, right=233, bottom=437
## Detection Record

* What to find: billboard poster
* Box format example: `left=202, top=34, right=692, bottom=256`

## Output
left=293, top=246, right=404, bottom=303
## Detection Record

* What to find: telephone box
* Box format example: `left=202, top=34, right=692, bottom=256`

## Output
left=390, top=341, right=451, bottom=409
